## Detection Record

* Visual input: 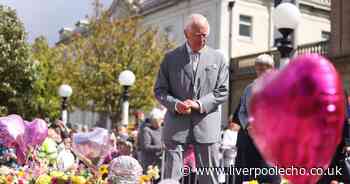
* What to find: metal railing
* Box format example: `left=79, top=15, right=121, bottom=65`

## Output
left=302, top=0, right=331, bottom=6
left=230, top=41, right=329, bottom=76
left=228, top=41, right=329, bottom=114
left=297, top=40, right=328, bottom=56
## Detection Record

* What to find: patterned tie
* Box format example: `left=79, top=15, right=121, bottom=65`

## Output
left=191, top=52, right=200, bottom=74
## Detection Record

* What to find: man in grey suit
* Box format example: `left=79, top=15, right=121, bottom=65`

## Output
left=154, top=14, right=229, bottom=184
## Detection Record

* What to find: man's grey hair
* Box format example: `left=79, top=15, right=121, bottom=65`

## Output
left=184, top=13, right=210, bottom=34
left=255, top=54, right=274, bottom=67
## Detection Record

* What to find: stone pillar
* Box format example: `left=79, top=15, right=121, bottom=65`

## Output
left=330, top=0, right=350, bottom=57
left=330, top=0, right=350, bottom=92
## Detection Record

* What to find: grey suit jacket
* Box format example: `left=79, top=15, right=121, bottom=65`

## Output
left=154, top=44, right=229, bottom=144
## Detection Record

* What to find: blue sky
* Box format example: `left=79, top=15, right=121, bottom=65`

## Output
left=1, top=0, right=113, bottom=45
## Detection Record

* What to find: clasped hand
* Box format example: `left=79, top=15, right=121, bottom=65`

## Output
left=176, top=99, right=200, bottom=114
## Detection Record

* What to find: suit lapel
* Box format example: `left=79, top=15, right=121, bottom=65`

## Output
left=181, top=44, right=194, bottom=85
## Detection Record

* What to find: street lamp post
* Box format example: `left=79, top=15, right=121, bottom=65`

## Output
left=58, top=84, right=73, bottom=125
left=118, top=70, right=136, bottom=126
left=273, top=2, right=301, bottom=68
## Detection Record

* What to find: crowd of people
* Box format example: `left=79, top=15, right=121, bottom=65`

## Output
left=0, top=105, right=241, bottom=184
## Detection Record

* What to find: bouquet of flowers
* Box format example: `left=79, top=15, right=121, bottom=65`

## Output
left=139, top=165, right=160, bottom=184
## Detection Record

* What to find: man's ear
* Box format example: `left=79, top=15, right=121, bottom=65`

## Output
left=184, top=30, right=189, bottom=39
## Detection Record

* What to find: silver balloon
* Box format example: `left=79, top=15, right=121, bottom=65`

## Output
left=108, top=156, right=143, bottom=184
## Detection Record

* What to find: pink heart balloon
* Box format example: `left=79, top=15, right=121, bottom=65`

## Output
left=249, top=54, right=345, bottom=184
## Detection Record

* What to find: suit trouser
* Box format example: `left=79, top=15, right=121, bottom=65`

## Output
left=163, top=140, right=220, bottom=184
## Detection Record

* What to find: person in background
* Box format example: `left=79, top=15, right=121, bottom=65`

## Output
left=221, top=115, right=240, bottom=167
left=103, top=133, right=119, bottom=164
left=81, top=125, right=89, bottom=133
left=221, top=116, right=240, bottom=184
left=134, top=110, right=146, bottom=130
left=129, top=129, right=138, bottom=158
left=235, top=54, right=280, bottom=184
left=0, top=143, right=17, bottom=168
left=317, top=91, right=350, bottom=184
left=138, top=108, right=163, bottom=171
left=116, top=139, right=133, bottom=156
left=117, top=125, right=129, bottom=142
left=57, top=131, right=76, bottom=172
left=136, top=117, right=150, bottom=161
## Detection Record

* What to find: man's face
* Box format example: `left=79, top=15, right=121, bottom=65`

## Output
left=185, top=23, right=209, bottom=52
left=255, top=63, right=273, bottom=77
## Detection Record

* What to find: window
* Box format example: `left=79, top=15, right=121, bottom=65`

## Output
left=239, top=15, right=253, bottom=38
left=164, top=25, right=175, bottom=40
left=321, top=31, right=330, bottom=41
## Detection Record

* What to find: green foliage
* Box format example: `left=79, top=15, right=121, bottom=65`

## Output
left=59, top=14, right=173, bottom=126
left=0, top=6, right=61, bottom=120
left=0, top=5, right=36, bottom=117
left=0, top=3, right=173, bottom=125
left=30, top=36, right=62, bottom=120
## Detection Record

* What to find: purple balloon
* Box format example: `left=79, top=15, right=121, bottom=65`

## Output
left=0, top=114, right=28, bottom=165
left=16, top=144, right=27, bottom=165
left=24, top=118, right=48, bottom=147
left=0, top=114, right=25, bottom=148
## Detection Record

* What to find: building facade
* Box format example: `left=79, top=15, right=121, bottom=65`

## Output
left=135, top=0, right=330, bottom=58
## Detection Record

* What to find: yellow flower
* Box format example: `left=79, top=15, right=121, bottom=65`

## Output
left=146, top=165, right=160, bottom=180
left=50, top=171, right=65, bottom=177
left=0, top=176, right=7, bottom=184
left=17, top=170, right=25, bottom=177
left=98, top=164, right=109, bottom=176
left=35, top=175, right=51, bottom=184
left=248, top=180, right=259, bottom=184
left=71, top=176, right=87, bottom=184
left=139, top=175, right=151, bottom=183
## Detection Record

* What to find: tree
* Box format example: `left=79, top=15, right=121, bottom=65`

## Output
left=30, top=36, right=63, bottom=120
left=58, top=12, right=173, bottom=126
left=0, top=5, right=37, bottom=117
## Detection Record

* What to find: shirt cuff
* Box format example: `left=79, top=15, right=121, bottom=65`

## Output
left=175, top=102, right=179, bottom=113
left=196, top=100, right=205, bottom=113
